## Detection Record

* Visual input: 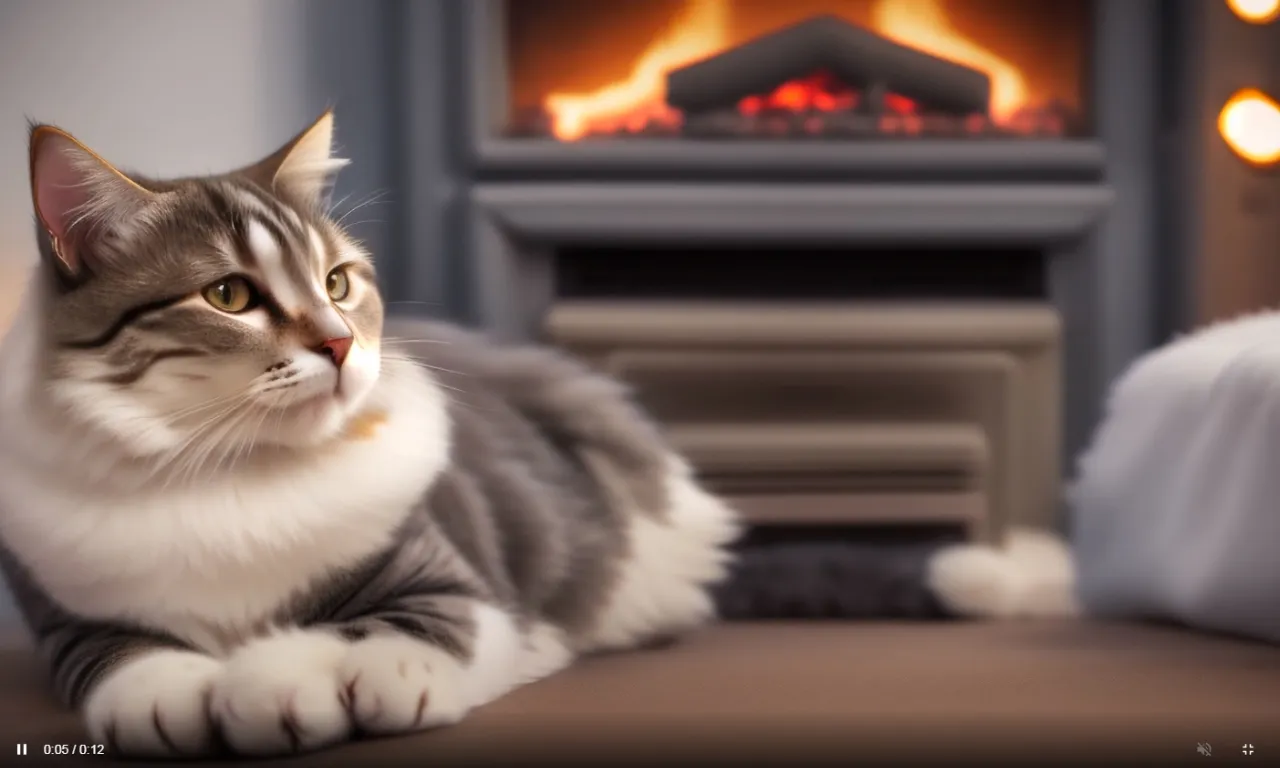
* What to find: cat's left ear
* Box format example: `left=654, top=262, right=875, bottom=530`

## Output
left=29, top=124, right=156, bottom=277
left=243, top=109, right=349, bottom=210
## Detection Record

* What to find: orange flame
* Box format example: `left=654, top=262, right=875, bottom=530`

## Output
left=872, top=0, right=1025, bottom=122
left=544, top=0, right=729, bottom=141
left=542, top=0, right=1031, bottom=140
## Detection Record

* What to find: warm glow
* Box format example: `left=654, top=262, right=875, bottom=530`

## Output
left=872, top=0, right=1025, bottom=122
left=1219, top=89, right=1280, bottom=166
left=1226, top=0, right=1280, bottom=23
left=544, top=0, right=728, bottom=141
left=542, top=0, right=1031, bottom=140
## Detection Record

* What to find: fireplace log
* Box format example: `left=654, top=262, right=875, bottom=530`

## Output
left=667, top=15, right=991, bottom=118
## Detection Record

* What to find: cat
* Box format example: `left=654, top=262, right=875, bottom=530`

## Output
left=0, top=111, right=1073, bottom=759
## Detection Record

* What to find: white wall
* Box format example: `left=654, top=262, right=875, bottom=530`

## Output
left=0, top=0, right=315, bottom=627
left=0, top=0, right=314, bottom=263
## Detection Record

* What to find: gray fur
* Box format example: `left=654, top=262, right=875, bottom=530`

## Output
left=0, top=118, right=721, bottom=759
left=0, top=114, right=1022, bottom=759
left=382, top=318, right=667, bottom=636
left=2, top=318, right=681, bottom=710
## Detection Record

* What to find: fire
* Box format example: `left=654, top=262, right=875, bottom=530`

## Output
left=542, top=0, right=1029, bottom=140
left=738, top=71, right=859, bottom=116
left=543, top=0, right=729, bottom=141
left=872, top=0, right=1025, bottom=122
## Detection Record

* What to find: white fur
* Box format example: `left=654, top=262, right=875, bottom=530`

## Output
left=84, top=603, right=540, bottom=757
left=581, top=456, right=740, bottom=652
left=1004, top=528, right=1081, bottom=617
left=245, top=217, right=302, bottom=311
left=338, top=633, right=467, bottom=736
left=461, top=603, right=527, bottom=708
left=83, top=649, right=223, bottom=756
left=927, top=546, right=1021, bottom=618
left=518, top=621, right=575, bottom=687
left=307, top=224, right=331, bottom=280
left=0, top=282, right=449, bottom=650
left=926, top=527, right=1080, bottom=619
left=210, top=630, right=351, bottom=754
left=0, top=269, right=740, bottom=757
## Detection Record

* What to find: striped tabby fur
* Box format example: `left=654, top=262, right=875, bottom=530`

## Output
left=0, top=112, right=739, bottom=758
left=0, top=111, right=1081, bottom=759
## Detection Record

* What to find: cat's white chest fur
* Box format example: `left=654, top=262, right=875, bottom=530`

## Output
left=0, top=353, right=450, bottom=653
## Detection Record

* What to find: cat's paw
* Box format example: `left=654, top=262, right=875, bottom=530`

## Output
left=83, top=649, right=223, bottom=757
left=209, top=630, right=351, bottom=756
left=927, top=529, right=1082, bottom=620
left=338, top=634, right=468, bottom=736
left=927, top=544, right=1021, bottom=618
left=1004, top=528, right=1081, bottom=618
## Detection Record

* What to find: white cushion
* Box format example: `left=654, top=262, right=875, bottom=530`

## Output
left=1070, top=312, right=1280, bottom=643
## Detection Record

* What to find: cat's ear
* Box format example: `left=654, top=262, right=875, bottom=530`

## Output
left=243, top=109, right=349, bottom=210
left=29, top=124, right=155, bottom=277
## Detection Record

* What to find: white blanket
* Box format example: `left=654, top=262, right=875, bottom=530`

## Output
left=1070, top=312, right=1280, bottom=643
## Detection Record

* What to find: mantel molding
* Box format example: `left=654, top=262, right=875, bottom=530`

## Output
left=472, top=183, right=1114, bottom=246
left=471, top=139, right=1108, bottom=183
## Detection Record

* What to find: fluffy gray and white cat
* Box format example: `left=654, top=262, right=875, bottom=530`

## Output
left=0, top=112, right=1074, bottom=759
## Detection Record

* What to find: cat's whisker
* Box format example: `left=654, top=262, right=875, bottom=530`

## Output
left=382, top=357, right=471, bottom=397
left=327, top=191, right=357, bottom=218
left=6, top=105, right=757, bottom=759
left=332, top=190, right=390, bottom=228
left=156, top=387, right=258, bottom=484
left=166, top=390, right=248, bottom=423
left=381, top=354, right=468, bottom=378
left=157, top=398, right=251, bottom=488
left=208, top=401, right=266, bottom=478
left=149, top=398, right=252, bottom=484
left=221, top=413, right=257, bottom=475
left=155, top=396, right=245, bottom=465
left=336, top=219, right=384, bottom=230
left=231, top=401, right=276, bottom=472
left=183, top=405, right=251, bottom=486
left=382, top=337, right=451, bottom=347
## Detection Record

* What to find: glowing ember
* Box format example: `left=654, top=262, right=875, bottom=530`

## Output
left=738, top=71, right=859, bottom=116
left=542, top=0, right=1032, bottom=141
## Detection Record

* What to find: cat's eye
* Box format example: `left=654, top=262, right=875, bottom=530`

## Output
left=326, top=267, right=351, bottom=302
left=202, top=276, right=257, bottom=314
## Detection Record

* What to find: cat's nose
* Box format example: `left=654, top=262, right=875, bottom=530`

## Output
left=314, top=335, right=353, bottom=368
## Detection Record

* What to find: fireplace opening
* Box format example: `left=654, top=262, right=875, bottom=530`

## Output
left=554, top=245, right=1048, bottom=301
left=505, top=0, right=1091, bottom=142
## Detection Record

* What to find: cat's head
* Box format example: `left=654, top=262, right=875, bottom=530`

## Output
left=24, top=111, right=386, bottom=462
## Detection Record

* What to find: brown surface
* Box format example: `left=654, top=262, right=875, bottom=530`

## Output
left=2, top=621, right=1277, bottom=766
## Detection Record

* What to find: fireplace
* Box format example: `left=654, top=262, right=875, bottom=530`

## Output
left=308, top=0, right=1280, bottom=544
left=443, top=0, right=1160, bottom=544
left=504, top=0, right=1091, bottom=142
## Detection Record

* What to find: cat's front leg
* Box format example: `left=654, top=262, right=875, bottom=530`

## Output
left=336, top=632, right=469, bottom=735
left=208, top=629, right=353, bottom=755
left=334, top=599, right=533, bottom=737
left=84, top=649, right=223, bottom=756
left=209, top=596, right=541, bottom=756
left=34, top=622, right=222, bottom=758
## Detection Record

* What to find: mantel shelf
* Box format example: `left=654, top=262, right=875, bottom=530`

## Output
left=471, top=182, right=1114, bottom=246
left=471, top=138, right=1107, bottom=183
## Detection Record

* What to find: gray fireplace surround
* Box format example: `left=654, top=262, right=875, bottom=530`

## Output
left=301, top=0, right=1207, bottom=489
